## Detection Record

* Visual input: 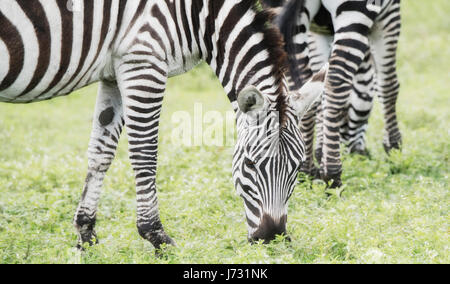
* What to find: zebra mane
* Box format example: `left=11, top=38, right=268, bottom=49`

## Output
left=250, top=1, right=290, bottom=126
left=199, top=0, right=290, bottom=126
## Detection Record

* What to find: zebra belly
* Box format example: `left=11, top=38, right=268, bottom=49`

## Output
left=0, top=62, right=108, bottom=104
left=0, top=55, right=113, bottom=104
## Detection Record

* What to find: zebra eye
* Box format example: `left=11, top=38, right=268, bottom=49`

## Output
left=244, top=157, right=256, bottom=168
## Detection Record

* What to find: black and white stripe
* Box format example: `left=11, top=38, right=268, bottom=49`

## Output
left=308, top=32, right=376, bottom=159
left=0, top=0, right=328, bottom=248
left=266, top=0, right=402, bottom=187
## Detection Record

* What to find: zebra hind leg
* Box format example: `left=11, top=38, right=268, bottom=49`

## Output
left=341, top=51, right=376, bottom=158
left=74, top=81, right=124, bottom=249
left=371, top=1, right=402, bottom=154
left=320, top=33, right=371, bottom=188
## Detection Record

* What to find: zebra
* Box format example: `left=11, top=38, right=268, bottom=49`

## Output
left=264, top=0, right=402, bottom=187
left=0, top=0, right=328, bottom=249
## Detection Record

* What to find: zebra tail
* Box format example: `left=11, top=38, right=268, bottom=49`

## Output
left=275, top=0, right=305, bottom=90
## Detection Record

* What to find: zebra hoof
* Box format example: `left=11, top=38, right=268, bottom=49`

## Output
left=320, top=169, right=343, bottom=189
left=76, top=229, right=99, bottom=251
left=74, top=216, right=99, bottom=250
left=154, top=238, right=177, bottom=258
left=350, top=147, right=371, bottom=158
left=328, top=179, right=343, bottom=189
left=299, top=165, right=321, bottom=180
left=383, top=141, right=402, bottom=154
left=138, top=225, right=176, bottom=251
left=383, top=133, right=402, bottom=154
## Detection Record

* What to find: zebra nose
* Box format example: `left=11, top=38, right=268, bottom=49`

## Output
left=248, top=214, right=288, bottom=244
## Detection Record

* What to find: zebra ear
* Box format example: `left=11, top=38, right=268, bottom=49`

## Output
left=237, top=86, right=267, bottom=116
left=290, top=63, right=329, bottom=119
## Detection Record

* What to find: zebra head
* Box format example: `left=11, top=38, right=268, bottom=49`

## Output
left=233, top=65, right=328, bottom=243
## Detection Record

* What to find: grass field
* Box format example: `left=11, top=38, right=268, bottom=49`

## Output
left=0, top=1, right=448, bottom=264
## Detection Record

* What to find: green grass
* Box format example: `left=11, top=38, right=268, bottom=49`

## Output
left=0, top=1, right=448, bottom=264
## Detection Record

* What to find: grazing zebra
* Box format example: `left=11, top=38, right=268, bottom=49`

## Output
left=264, top=0, right=402, bottom=187
left=0, top=0, right=328, bottom=249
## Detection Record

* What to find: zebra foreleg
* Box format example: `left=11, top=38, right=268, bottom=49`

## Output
left=299, top=102, right=320, bottom=178
left=116, top=60, right=175, bottom=251
left=292, top=13, right=317, bottom=178
left=74, top=80, right=124, bottom=249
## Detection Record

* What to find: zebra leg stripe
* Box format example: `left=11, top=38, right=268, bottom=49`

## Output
left=307, top=32, right=332, bottom=166
left=74, top=80, right=124, bottom=248
left=321, top=32, right=371, bottom=188
left=371, top=1, right=402, bottom=153
left=299, top=101, right=320, bottom=177
left=341, top=51, right=375, bottom=156
left=116, top=58, right=175, bottom=249
left=293, top=7, right=317, bottom=176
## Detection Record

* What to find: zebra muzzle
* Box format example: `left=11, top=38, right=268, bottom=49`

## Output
left=248, top=214, right=288, bottom=244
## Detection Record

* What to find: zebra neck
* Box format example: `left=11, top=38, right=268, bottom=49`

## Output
left=196, top=0, right=289, bottom=124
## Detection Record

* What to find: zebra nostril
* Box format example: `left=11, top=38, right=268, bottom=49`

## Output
left=249, top=214, right=287, bottom=244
